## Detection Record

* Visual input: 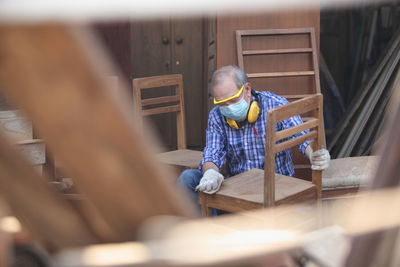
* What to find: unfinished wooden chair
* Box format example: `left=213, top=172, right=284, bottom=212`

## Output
left=199, top=94, right=324, bottom=215
left=236, top=27, right=321, bottom=101
left=132, top=74, right=203, bottom=172
left=236, top=28, right=323, bottom=181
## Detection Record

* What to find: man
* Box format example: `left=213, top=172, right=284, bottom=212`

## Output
left=179, top=65, right=330, bottom=203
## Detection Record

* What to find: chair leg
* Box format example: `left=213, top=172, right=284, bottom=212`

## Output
left=198, top=192, right=213, bottom=217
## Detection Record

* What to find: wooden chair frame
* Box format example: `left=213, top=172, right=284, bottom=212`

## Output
left=236, top=27, right=321, bottom=101
left=199, top=94, right=324, bottom=215
left=133, top=74, right=187, bottom=150
left=132, top=74, right=202, bottom=172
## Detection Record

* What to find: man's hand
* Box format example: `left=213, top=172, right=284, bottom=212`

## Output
left=195, top=169, right=224, bottom=194
left=309, top=148, right=330, bottom=170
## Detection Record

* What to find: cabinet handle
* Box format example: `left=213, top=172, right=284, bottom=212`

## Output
left=175, top=37, right=184, bottom=44
left=165, top=60, right=170, bottom=70
left=162, top=37, right=170, bottom=45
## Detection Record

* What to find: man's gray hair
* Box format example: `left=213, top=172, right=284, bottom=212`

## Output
left=210, top=65, right=249, bottom=90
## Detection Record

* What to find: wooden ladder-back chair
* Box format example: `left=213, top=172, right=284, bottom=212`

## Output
left=199, top=94, right=324, bottom=216
left=236, top=27, right=325, bottom=181
left=236, top=27, right=321, bottom=101
left=133, top=74, right=203, bottom=172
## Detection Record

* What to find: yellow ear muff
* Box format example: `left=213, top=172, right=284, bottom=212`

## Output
left=225, top=118, right=239, bottom=129
left=247, top=101, right=260, bottom=123
left=224, top=101, right=260, bottom=129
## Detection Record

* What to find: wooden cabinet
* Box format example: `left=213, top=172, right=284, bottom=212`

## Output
left=131, top=18, right=207, bottom=151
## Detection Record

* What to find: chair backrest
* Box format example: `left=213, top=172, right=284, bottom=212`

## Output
left=132, top=74, right=186, bottom=150
left=264, top=94, right=324, bottom=207
left=236, top=28, right=320, bottom=101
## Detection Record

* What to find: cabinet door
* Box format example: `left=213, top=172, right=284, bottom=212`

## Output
left=132, top=19, right=176, bottom=150
left=171, top=18, right=206, bottom=150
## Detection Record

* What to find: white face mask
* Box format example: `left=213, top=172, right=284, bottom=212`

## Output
left=219, top=96, right=250, bottom=121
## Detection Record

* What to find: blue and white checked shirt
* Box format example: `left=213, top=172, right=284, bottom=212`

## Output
left=200, top=90, right=310, bottom=177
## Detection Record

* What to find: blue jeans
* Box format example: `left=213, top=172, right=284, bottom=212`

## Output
left=178, top=169, right=223, bottom=216
left=178, top=169, right=203, bottom=207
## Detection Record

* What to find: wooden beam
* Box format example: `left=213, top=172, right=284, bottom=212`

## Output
left=0, top=24, right=196, bottom=243
left=328, top=30, right=400, bottom=151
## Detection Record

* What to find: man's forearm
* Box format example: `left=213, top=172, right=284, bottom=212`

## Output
left=202, top=162, right=219, bottom=173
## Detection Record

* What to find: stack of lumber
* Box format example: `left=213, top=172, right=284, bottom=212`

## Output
left=328, top=29, right=400, bottom=158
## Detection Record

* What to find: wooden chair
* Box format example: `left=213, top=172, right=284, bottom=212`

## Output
left=236, top=27, right=321, bottom=101
left=236, top=28, right=324, bottom=181
left=199, top=94, right=324, bottom=216
left=132, top=74, right=203, bottom=172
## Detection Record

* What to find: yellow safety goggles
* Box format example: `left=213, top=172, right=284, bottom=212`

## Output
left=213, top=85, right=244, bottom=104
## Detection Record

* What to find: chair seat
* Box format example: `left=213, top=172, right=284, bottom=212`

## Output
left=216, top=168, right=316, bottom=206
left=322, top=156, right=379, bottom=190
left=157, top=149, right=203, bottom=170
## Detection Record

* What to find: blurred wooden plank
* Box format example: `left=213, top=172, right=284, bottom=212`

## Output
left=0, top=24, right=196, bottom=243
left=0, top=133, right=99, bottom=249
left=54, top=186, right=400, bottom=266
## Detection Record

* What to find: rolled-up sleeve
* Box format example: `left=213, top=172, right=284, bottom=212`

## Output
left=199, top=109, right=227, bottom=170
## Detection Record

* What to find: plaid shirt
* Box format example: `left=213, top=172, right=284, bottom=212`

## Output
left=200, top=90, right=310, bottom=177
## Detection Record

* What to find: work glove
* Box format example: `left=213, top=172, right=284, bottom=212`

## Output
left=195, top=169, right=224, bottom=194
left=309, top=148, right=330, bottom=170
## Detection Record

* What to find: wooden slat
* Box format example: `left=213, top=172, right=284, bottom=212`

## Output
left=141, top=95, right=180, bottom=106
left=274, top=131, right=318, bottom=153
left=0, top=24, right=196, bottom=243
left=275, top=118, right=318, bottom=142
left=237, top=28, right=312, bottom=36
left=264, top=110, right=276, bottom=207
left=310, top=28, right=321, bottom=95
left=236, top=30, right=244, bottom=69
left=248, top=71, right=314, bottom=78
left=133, top=74, right=182, bottom=89
left=0, top=133, right=99, bottom=249
left=282, top=94, right=314, bottom=100
left=142, top=104, right=181, bottom=116
left=272, top=94, right=321, bottom=122
left=242, top=48, right=313, bottom=55
left=133, top=73, right=187, bottom=150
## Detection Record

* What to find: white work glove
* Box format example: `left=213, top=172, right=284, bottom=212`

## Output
left=309, top=148, right=330, bottom=170
left=195, top=169, right=224, bottom=194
